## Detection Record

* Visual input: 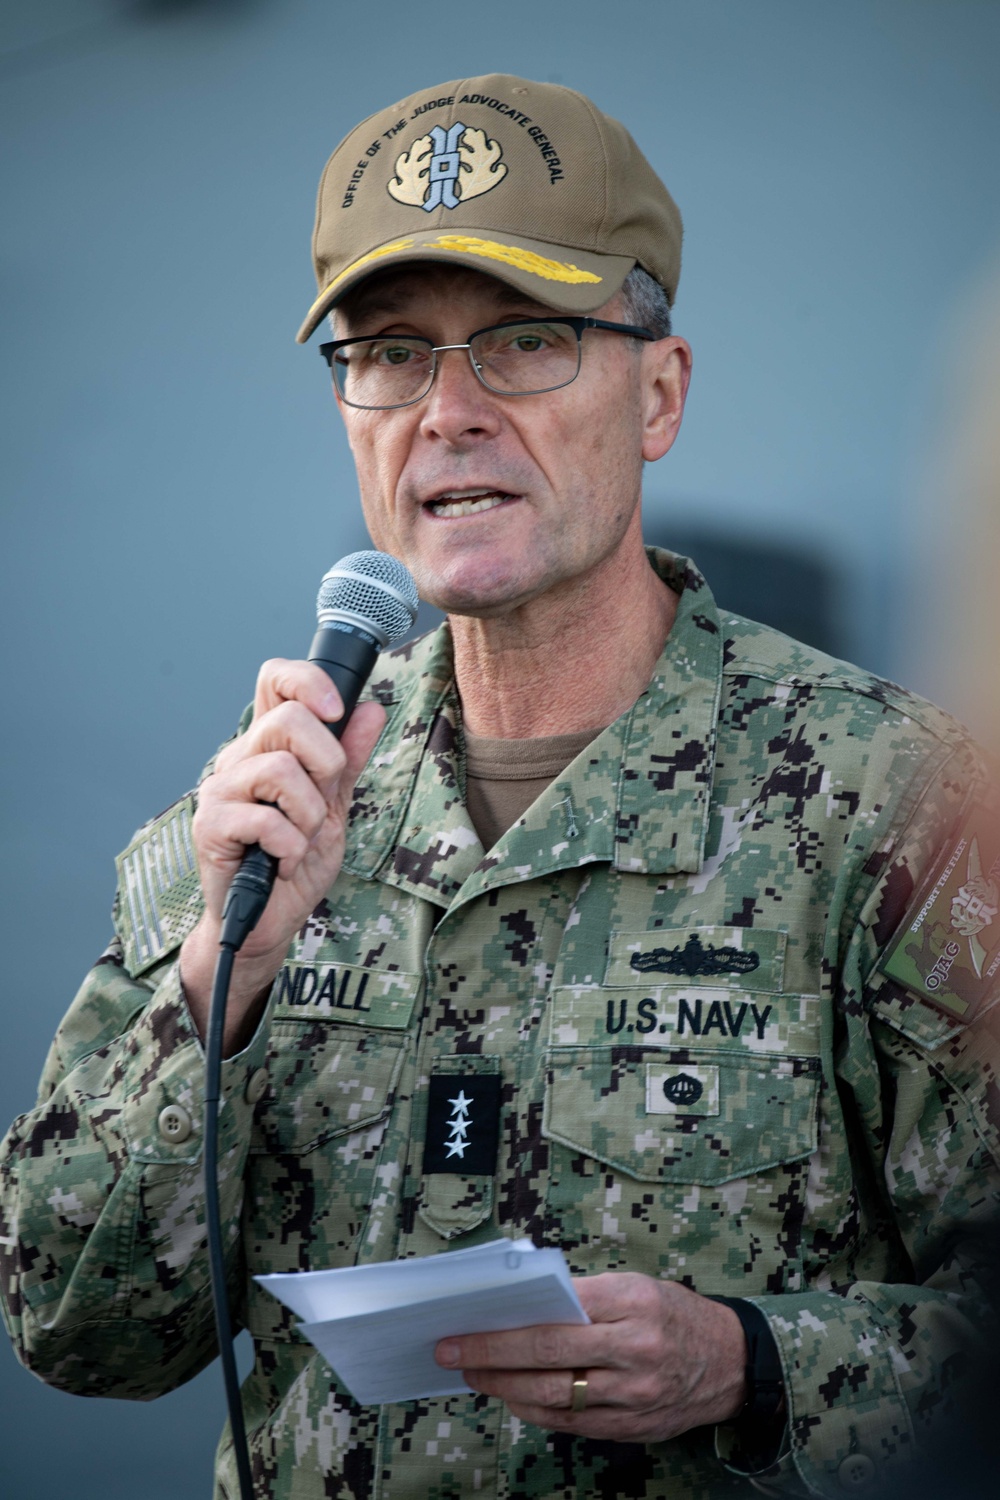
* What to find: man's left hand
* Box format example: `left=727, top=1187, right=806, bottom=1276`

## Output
left=435, top=1273, right=747, bottom=1442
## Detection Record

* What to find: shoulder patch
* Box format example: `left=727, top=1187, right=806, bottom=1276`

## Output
left=878, top=805, right=1000, bottom=1023
left=114, top=793, right=204, bottom=976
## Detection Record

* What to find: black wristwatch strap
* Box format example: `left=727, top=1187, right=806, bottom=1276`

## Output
left=708, top=1295, right=785, bottom=1422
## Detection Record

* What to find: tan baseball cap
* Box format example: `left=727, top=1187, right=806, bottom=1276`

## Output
left=296, top=73, right=682, bottom=343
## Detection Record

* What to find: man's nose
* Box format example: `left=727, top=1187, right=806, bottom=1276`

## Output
left=418, top=345, right=502, bottom=443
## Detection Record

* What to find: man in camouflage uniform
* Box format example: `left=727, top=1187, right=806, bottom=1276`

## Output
left=3, top=74, right=1000, bottom=1500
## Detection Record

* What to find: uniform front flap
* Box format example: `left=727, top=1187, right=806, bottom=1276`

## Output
left=344, top=627, right=487, bottom=901
left=447, top=725, right=623, bottom=910
left=613, top=556, right=723, bottom=875
left=343, top=558, right=723, bottom=909
left=442, top=562, right=725, bottom=912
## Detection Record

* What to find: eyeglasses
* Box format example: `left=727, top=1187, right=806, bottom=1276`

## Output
left=318, top=317, right=656, bottom=410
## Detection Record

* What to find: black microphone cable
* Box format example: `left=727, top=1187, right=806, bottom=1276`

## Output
left=202, top=552, right=418, bottom=1499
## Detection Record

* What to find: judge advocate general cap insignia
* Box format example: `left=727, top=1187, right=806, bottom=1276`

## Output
left=296, top=73, right=683, bottom=342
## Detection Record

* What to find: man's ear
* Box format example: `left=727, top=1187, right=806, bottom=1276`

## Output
left=641, top=337, right=692, bottom=462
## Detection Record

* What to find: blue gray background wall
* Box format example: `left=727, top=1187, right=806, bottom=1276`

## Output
left=3, top=1, right=1000, bottom=1494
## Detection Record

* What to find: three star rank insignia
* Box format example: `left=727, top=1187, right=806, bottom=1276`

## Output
left=423, top=1073, right=502, bottom=1176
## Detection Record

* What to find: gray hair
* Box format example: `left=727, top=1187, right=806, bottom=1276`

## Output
left=618, top=265, right=672, bottom=340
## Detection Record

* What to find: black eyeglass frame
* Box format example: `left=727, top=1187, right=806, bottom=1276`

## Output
left=318, top=316, right=657, bottom=409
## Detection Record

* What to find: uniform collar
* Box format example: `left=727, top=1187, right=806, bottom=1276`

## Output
left=342, top=549, right=722, bottom=902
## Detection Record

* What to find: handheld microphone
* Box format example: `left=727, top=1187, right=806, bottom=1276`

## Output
left=219, top=551, right=419, bottom=951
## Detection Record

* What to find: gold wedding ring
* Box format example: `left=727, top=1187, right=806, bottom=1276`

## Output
left=570, top=1370, right=588, bottom=1413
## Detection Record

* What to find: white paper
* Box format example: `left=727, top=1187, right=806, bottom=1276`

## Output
left=257, top=1239, right=588, bottom=1405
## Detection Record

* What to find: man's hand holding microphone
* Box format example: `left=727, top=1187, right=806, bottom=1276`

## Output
left=178, top=551, right=418, bottom=1054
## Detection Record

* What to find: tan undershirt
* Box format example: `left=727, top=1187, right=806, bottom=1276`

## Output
left=464, top=726, right=604, bottom=850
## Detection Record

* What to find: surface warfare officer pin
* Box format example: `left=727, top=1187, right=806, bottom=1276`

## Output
left=423, top=1075, right=502, bottom=1175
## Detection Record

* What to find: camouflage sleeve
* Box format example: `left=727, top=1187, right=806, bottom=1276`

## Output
left=0, top=782, right=272, bottom=1398
left=729, top=742, right=1000, bottom=1497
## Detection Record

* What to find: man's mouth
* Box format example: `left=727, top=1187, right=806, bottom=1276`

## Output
left=425, top=488, right=517, bottom=519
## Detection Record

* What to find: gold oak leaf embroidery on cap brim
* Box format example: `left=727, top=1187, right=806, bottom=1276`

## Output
left=426, top=234, right=603, bottom=285
left=306, top=239, right=417, bottom=318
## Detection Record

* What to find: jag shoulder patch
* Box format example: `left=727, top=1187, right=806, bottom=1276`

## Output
left=879, top=807, right=1000, bottom=1021
left=113, top=794, right=204, bottom=976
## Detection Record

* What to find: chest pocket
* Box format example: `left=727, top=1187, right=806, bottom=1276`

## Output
left=250, top=961, right=418, bottom=1155
left=245, top=968, right=418, bottom=1327
left=543, top=984, right=821, bottom=1186
left=252, top=1022, right=409, bottom=1155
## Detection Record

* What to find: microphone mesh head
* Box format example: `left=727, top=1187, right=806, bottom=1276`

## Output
left=316, top=551, right=419, bottom=645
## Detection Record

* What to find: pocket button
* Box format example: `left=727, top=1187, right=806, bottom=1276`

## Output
left=838, top=1454, right=876, bottom=1491
left=157, top=1104, right=193, bottom=1144
left=245, top=1068, right=269, bottom=1105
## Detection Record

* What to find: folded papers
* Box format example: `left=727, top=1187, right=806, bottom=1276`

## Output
left=257, top=1237, right=588, bottom=1405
